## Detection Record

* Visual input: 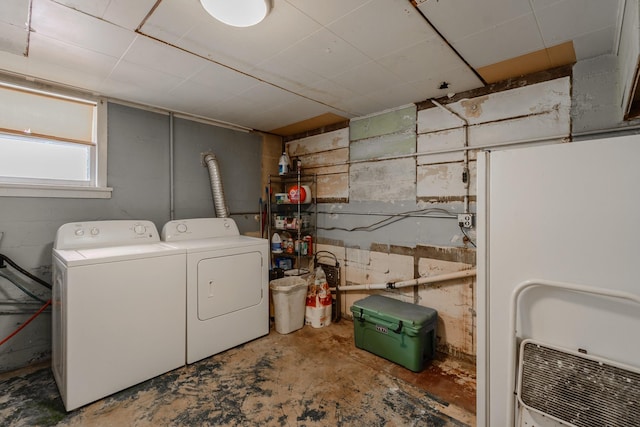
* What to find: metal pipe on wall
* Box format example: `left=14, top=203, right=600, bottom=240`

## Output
left=336, top=268, right=476, bottom=291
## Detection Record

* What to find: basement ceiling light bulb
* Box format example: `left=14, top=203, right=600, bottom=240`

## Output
left=200, top=0, right=271, bottom=27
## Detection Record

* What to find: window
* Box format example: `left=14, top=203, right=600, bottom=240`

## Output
left=0, top=81, right=110, bottom=198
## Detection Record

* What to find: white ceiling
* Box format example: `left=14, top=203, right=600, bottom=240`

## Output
left=0, top=0, right=624, bottom=134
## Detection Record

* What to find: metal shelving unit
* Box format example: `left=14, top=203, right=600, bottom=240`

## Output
left=267, top=170, right=317, bottom=276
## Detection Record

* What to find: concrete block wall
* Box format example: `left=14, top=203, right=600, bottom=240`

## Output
left=286, top=76, right=571, bottom=361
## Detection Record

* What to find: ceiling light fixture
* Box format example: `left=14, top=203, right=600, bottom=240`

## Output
left=200, top=0, right=272, bottom=27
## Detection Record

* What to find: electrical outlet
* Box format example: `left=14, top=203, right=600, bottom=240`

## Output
left=457, top=214, right=474, bottom=228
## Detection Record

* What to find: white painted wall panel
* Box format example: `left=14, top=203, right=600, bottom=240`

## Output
left=417, top=161, right=477, bottom=199
left=350, top=158, right=415, bottom=202
left=468, top=110, right=570, bottom=148
left=418, top=78, right=570, bottom=132
left=417, top=128, right=465, bottom=164
left=287, top=128, right=349, bottom=156
left=417, top=258, right=474, bottom=356
left=286, top=128, right=350, bottom=201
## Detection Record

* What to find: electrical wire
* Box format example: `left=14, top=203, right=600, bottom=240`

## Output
left=459, top=226, right=477, bottom=247
left=0, top=254, right=53, bottom=347
left=317, top=207, right=458, bottom=233
left=0, top=254, right=52, bottom=289
left=0, top=299, right=51, bottom=347
left=0, top=271, right=47, bottom=303
left=317, top=207, right=455, bottom=217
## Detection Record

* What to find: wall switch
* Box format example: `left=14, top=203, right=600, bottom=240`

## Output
left=457, top=214, right=474, bottom=228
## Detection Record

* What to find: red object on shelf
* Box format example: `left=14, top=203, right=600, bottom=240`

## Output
left=288, top=185, right=306, bottom=203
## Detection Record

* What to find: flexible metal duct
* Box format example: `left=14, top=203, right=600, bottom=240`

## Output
left=203, top=152, right=229, bottom=218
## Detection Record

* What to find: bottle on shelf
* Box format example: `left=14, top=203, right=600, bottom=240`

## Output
left=271, top=232, right=282, bottom=253
left=278, top=152, right=291, bottom=176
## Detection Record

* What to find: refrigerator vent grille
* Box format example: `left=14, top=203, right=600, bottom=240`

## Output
left=520, top=342, right=640, bottom=427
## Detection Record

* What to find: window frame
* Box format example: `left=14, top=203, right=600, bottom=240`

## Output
left=0, top=79, right=111, bottom=199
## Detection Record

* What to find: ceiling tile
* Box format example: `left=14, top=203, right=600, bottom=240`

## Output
left=189, top=62, right=261, bottom=96
left=427, top=66, right=484, bottom=95
left=452, top=13, right=544, bottom=67
left=29, top=32, right=117, bottom=81
left=337, top=94, right=388, bottom=116
left=251, top=53, right=325, bottom=90
left=367, top=80, right=428, bottom=110
left=51, top=0, right=157, bottom=30
left=49, top=0, right=110, bottom=18
left=137, top=0, right=201, bottom=45
left=0, top=21, right=27, bottom=56
left=533, top=0, right=620, bottom=55
left=329, top=61, right=400, bottom=96
left=279, top=28, right=370, bottom=79
left=9, top=34, right=116, bottom=91
left=31, top=0, right=136, bottom=58
left=285, top=0, right=372, bottom=25
left=0, top=0, right=29, bottom=55
left=166, top=81, right=232, bottom=116
left=234, top=81, right=304, bottom=111
left=376, top=37, right=464, bottom=81
left=102, top=60, right=184, bottom=100
left=295, top=78, right=359, bottom=112
left=371, top=66, right=482, bottom=107
left=418, top=0, right=533, bottom=43
left=102, top=0, right=158, bottom=30
left=122, top=35, right=208, bottom=80
left=0, top=50, right=29, bottom=76
left=253, top=98, right=332, bottom=130
left=1, top=0, right=30, bottom=27
left=572, top=25, right=616, bottom=60
left=328, top=0, right=439, bottom=60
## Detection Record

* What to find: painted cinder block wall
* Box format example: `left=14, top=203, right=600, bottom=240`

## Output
left=287, top=74, right=571, bottom=360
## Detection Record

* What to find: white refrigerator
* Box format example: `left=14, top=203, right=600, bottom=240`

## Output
left=477, top=135, right=640, bottom=427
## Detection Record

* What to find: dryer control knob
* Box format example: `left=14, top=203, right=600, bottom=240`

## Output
left=176, top=223, right=188, bottom=233
left=75, top=229, right=84, bottom=236
left=134, top=224, right=146, bottom=235
left=90, top=227, right=99, bottom=236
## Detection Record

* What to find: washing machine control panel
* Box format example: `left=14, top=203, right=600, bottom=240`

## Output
left=54, top=220, right=161, bottom=250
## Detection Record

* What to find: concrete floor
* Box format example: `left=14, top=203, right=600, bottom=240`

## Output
left=0, top=320, right=476, bottom=426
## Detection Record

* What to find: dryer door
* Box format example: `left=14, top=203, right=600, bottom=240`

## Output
left=197, top=251, right=263, bottom=320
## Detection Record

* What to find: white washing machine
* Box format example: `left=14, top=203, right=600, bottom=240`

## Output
left=161, top=218, right=268, bottom=364
left=52, top=220, right=186, bottom=411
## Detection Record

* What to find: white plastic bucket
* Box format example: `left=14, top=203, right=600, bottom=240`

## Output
left=269, top=277, right=307, bottom=334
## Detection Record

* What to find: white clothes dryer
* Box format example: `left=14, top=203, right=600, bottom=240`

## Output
left=161, top=218, right=268, bottom=364
left=52, top=220, right=186, bottom=411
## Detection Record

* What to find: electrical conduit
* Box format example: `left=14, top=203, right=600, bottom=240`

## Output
left=430, top=99, right=471, bottom=214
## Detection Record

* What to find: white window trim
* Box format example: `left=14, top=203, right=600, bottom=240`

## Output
left=0, top=183, right=112, bottom=198
left=0, top=78, right=112, bottom=198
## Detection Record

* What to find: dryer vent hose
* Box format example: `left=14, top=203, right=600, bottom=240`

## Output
left=203, top=153, right=229, bottom=218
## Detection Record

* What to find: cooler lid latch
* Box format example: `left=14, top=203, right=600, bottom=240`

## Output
left=392, top=320, right=403, bottom=334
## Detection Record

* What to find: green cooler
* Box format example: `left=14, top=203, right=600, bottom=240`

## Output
left=350, top=295, right=437, bottom=372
